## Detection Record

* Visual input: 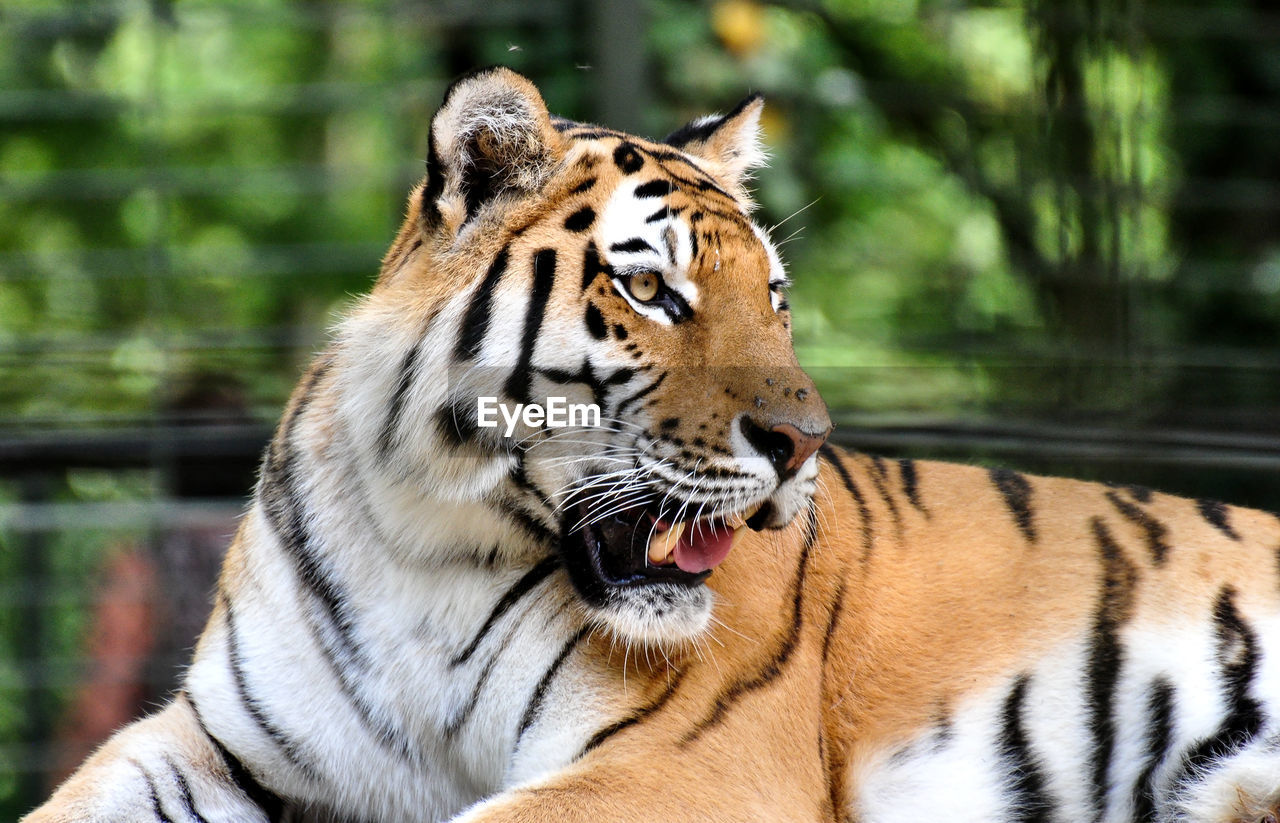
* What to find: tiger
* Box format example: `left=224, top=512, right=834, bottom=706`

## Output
left=25, top=66, right=1280, bottom=823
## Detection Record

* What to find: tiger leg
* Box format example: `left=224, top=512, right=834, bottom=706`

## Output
left=450, top=683, right=835, bottom=823
left=451, top=753, right=836, bottom=823
left=1164, top=739, right=1280, bottom=823
left=23, top=693, right=272, bottom=823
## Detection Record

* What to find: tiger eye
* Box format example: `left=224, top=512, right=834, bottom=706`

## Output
left=629, top=271, right=660, bottom=302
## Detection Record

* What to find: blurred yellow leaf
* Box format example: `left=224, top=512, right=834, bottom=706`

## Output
left=712, top=0, right=766, bottom=57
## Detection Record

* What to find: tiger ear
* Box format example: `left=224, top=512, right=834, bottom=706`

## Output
left=421, top=67, right=564, bottom=234
left=663, top=95, right=767, bottom=200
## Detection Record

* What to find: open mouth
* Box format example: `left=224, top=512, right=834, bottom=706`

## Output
left=557, top=492, right=772, bottom=602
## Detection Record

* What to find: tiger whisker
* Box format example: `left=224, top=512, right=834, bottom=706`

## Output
left=767, top=196, right=819, bottom=235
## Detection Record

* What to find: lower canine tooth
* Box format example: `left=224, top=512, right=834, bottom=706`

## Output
left=647, top=521, right=686, bottom=565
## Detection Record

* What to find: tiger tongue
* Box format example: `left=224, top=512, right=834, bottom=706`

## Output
left=672, top=522, right=736, bottom=574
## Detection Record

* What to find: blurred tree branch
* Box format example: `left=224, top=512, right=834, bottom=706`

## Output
left=770, top=0, right=1136, bottom=353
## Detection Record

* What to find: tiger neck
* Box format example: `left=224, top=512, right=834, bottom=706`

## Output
left=273, top=348, right=560, bottom=604
left=187, top=387, right=593, bottom=817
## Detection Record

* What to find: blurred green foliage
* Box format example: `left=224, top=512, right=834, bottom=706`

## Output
left=2, top=0, right=1280, bottom=815
left=3, top=0, right=1278, bottom=431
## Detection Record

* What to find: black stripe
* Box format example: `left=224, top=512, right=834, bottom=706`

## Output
left=1128, top=485, right=1153, bottom=503
left=644, top=142, right=734, bottom=190
left=687, top=210, right=703, bottom=248
left=610, top=237, right=656, bottom=254
left=614, top=371, right=666, bottom=417
left=454, top=246, right=510, bottom=361
left=451, top=556, right=561, bottom=666
left=516, top=627, right=589, bottom=743
left=646, top=205, right=683, bottom=223
left=820, top=580, right=847, bottom=665
left=377, top=309, right=440, bottom=458
left=664, top=95, right=761, bottom=148
left=816, top=583, right=849, bottom=823
left=570, top=177, right=596, bottom=194
left=1170, top=586, right=1265, bottom=793
left=390, top=237, right=422, bottom=272
left=505, top=248, right=557, bottom=403
left=819, top=444, right=874, bottom=564
left=259, top=361, right=365, bottom=671
left=1106, top=482, right=1153, bottom=504
left=999, top=675, right=1054, bottom=823
left=186, top=694, right=286, bottom=822
left=277, top=356, right=329, bottom=432
left=634, top=179, right=675, bottom=198
left=602, top=366, right=635, bottom=388
left=1132, top=678, right=1175, bottom=822
left=1197, top=499, right=1241, bottom=541
left=1214, top=585, right=1265, bottom=725
left=651, top=163, right=734, bottom=203
left=897, top=458, right=927, bottom=515
left=164, top=758, right=210, bottom=823
left=680, top=202, right=752, bottom=228
left=681, top=502, right=817, bottom=745
left=818, top=726, right=835, bottom=822
left=499, top=499, right=559, bottom=545
left=584, top=302, right=607, bottom=340
left=303, top=601, right=425, bottom=765
left=420, top=114, right=446, bottom=228
left=660, top=164, right=735, bottom=201
left=581, top=241, right=612, bottom=290
left=867, top=455, right=902, bottom=531
left=444, top=647, right=503, bottom=740
left=434, top=397, right=487, bottom=451
left=1105, top=490, right=1170, bottom=565
left=222, top=595, right=319, bottom=780
left=138, top=765, right=177, bottom=823
left=990, top=467, right=1037, bottom=543
left=579, top=668, right=689, bottom=758
left=510, top=455, right=567, bottom=525
left=818, top=579, right=847, bottom=821
left=1085, top=517, right=1139, bottom=820
left=564, top=206, right=595, bottom=232
left=508, top=453, right=553, bottom=513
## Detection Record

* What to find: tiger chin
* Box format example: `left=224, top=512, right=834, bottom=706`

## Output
left=27, top=68, right=1280, bottom=823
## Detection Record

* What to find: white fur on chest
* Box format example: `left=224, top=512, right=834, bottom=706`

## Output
left=187, top=500, right=613, bottom=822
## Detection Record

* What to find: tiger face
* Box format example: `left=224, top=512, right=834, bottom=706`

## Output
left=365, top=68, right=830, bottom=645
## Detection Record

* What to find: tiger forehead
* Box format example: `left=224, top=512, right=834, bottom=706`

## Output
left=551, top=135, right=775, bottom=283
left=556, top=132, right=743, bottom=214
left=554, top=121, right=726, bottom=183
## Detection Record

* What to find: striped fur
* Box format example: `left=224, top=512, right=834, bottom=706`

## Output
left=27, top=69, right=1280, bottom=823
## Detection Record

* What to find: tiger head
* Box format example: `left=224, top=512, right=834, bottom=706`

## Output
left=347, top=68, right=830, bottom=645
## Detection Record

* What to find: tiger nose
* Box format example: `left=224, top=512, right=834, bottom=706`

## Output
left=772, top=423, right=829, bottom=475
left=741, top=419, right=831, bottom=479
